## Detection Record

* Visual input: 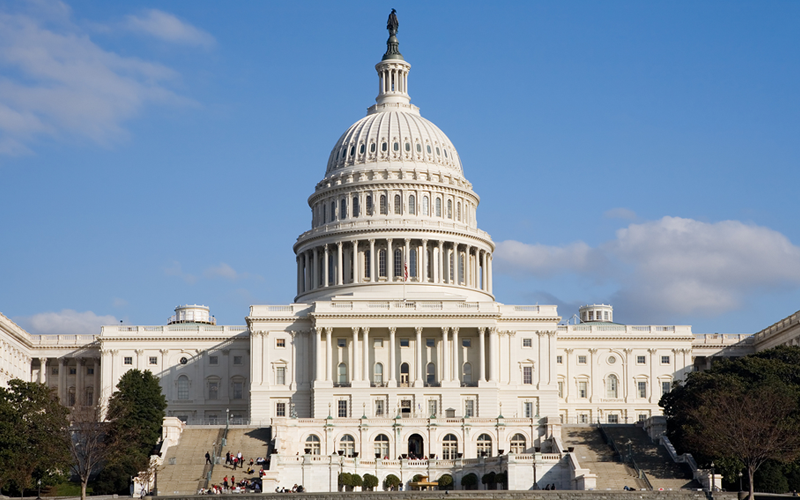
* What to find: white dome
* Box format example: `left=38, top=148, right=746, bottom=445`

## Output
left=325, top=109, right=463, bottom=177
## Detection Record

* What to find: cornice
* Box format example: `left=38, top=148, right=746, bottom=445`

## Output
left=295, top=226, right=495, bottom=253
left=310, top=179, right=479, bottom=204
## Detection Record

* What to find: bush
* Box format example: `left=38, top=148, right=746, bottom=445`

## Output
left=461, top=473, right=478, bottom=489
left=338, top=472, right=352, bottom=491
left=363, top=474, right=379, bottom=491
left=438, top=474, right=454, bottom=490
left=412, top=474, right=424, bottom=483
left=351, top=474, right=363, bottom=488
left=384, top=474, right=401, bottom=491
left=482, top=471, right=496, bottom=487
left=495, top=471, right=508, bottom=489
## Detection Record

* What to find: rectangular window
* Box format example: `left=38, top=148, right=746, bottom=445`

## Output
left=233, top=356, right=243, bottom=365
left=276, top=338, right=286, bottom=348
left=579, top=414, right=588, bottom=424
left=637, top=355, right=646, bottom=364
left=276, top=402, right=286, bottom=417
left=374, top=338, right=383, bottom=348
left=87, top=367, right=94, bottom=375
left=400, top=338, right=409, bottom=347
left=524, top=401, right=534, bottom=418
left=69, top=367, right=76, bottom=375
left=608, top=414, right=619, bottom=423
left=662, top=381, right=671, bottom=395
left=462, top=338, right=471, bottom=348
left=149, top=357, right=158, bottom=365
left=426, top=338, right=434, bottom=348
left=209, top=355, right=218, bottom=365
left=638, top=413, right=648, bottom=422
left=428, top=400, right=437, bottom=417
left=232, top=382, right=243, bottom=399
left=276, top=366, right=286, bottom=385
left=410, top=248, right=417, bottom=277
left=51, top=367, right=59, bottom=375
left=338, top=400, right=348, bottom=418
left=464, top=400, right=474, bottom=418
left=337, top=338, right=346, bottom=348
left=661, top=355, right=671, bottom=364
left=523, top=338, right=532, bottom=347
left=364, top=250, right=371, bottom=278
left=375, top=400, right=384, bottom=417
left=638, top=381, right=647, bottom=398
left=522, top=366, right=532, bottom=384
left=578, top=381, right=588, bottom=398
left=556, top=355, right=563, bottom=364
left=123, top=357, right=133, bottom=365
left=558, top=381, right=564, bottom=398
left=208, top=381, right=219, bottom=400
left=578, top=355, right=587, bottom=364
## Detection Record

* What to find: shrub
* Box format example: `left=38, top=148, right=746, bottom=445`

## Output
left=384, top=474, right=401, bottom=491
left=482, top=471, right=496, bottom=486
left=412, top=474, right=424, bottom=483
left=338, top=472, right=352, bottom=491
left=351, top=474, right=363, bottom=488
left=363, top=474, right=379, bottom=491
left=461, top=473, right=478, bottom=489
left=438, top=474, right=454, bottom=490
left=495, top=471, right=507, bottom=489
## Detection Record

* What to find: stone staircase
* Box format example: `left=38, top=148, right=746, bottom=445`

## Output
left=158, top=427, right=222, bottom=495
left=562, top=426, right=645, bottom=490
left=207, top=427, right=272, bottom=488
left=601, top=425, right=701, bottom=491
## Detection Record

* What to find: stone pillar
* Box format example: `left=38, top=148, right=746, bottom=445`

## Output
left=93, top=358, right=100, bottom=405
left=452, top=327, right=460, bottom=383
left=77, top=358, right=86, bottom=406
left=481, top=251, right=487, bottom=291
left=351, top=327, right=360, bottom=382
left=414, top=327, right=423, bottom=387
left=387, top=238, right=394, bottom=280
left=362, top=327, right=370, bottom=383
left=441, top=327, right=450, bottom=383
left=297, top=256, right=303, bottom=295
left=388, top=327, right=396, bottom=387
left=404, top=238, right=411, bottom=279
left=312, top=248, right=319, bottom=289
left=353, top=241, right=360, bottom=284
left=314, top=327, right=324, bottom=386
left=324, top=245, right=330, bottom=287
left=336, top=242, right=344, bottom=285
left=422, top=239, right=429, bottom=282
left=649, top=348, right=657, bottom=404
left=488, top=328, right=499, bottom=383
left=488, top=254, right=493, bottom=294
left=38, top=357, right=47, bottom=383
left=303, top=252, right=310, bottom=292
left=465, top=247, right=471, bottom=286
left=369, top=239, right=376, bottom=281
left=478, top=328, right=486, bottom=383
left=58, top=358, right=67, bottom=404
left=437, top=241, right=444, bottom=284
left=589, top=348, right=598, bottom=402
left=325, top=327, right=333, bottom=383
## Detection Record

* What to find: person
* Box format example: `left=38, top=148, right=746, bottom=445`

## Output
left=205, top=451, right=212, bottom=464
left=249, top=458, right=254, bottom=467
left=231, top=475, right=235, bottom=486
left=237, top=451, right=243, bottom=467
left=223, top=477, right=229, bottom=490
left=225, top=451, right=231, bottom=465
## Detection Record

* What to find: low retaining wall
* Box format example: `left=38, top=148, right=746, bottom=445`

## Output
left=150, top=490, right=739, bottom=500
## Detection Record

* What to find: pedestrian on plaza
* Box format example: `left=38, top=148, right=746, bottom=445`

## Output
left=205, top=451, right=212, bottom=464
left=225, top=451, right=231, bottom=465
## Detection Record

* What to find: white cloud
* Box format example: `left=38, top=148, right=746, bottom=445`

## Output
left=112, top=297, right=128, bottom=308
left=495, top=216, right=800, bottom=318
left=124, top=9, right=215, bottom=47
left=604, top=207, right=637, bottom=220
left=204, top=262, right=261, bottom=281
left=0, top=2, right=193, bottom=156
left=14, top=309, right=117, bottom=334
left=164, top=261, right=197, bottom=284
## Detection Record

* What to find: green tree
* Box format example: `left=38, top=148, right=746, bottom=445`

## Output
left=383, top=473, right=400, bottom=490
left=0, top=380, right=71, bottom=495
left=495, top=471, right=508, bottom=489
left=351, top=473, right=363, bottom=489
left=460, top=472, right=478, bottom=489
left=337, top=472, right=352, bottom=491
left=437, top=473, right=453, bottom=490
left=362, top=473, right=379, bottom=491
left=482, top=471, right=496, bottom=489
left=94, top=370, right=167, bottom=494
left=67, top=404, right=118, bottom=500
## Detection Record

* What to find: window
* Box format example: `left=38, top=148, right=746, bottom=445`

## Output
left=442, top=434, right=458, bottom=459
left=337, top=363, right=347, bottom=384
left=436, top=146, right=440, bottom=156
left=87, top=367, right=94, bottom=375
left=426, top=338, right=434, bottom=348
left=558, top=381, right=564, bottom=398
left=340, top=198, right=346, bottom=219
left=637, top=355, right=646, bottom=364
left=69, top=367, right=76, bottom=375
left=400, top=338, right=409, bottom=347
left=338, top=400, right=348, bottom=418
left=381, top=142, right=387, bottom=152
left=373, top=338, right=383, bottom=348
left=447, top=199, right=452, bottom=218
left=374, top=363, right=383, bottom=385
left=233, top=381, right=243, bottom=399
left=409, top=195, right=416, bottom=214
left=394, top=194, right=401, bottom=214
left=578, top=381, right=588, bottom=398
left=458, top=253, right=464, bottom=283
left=322, top=204, right=327, bottom=222
left=608, top=414, right=619, bottom=423
left=639, top=413, right=648, bottom=423
left=331, top=201, right=336, bottom=220
left=149, top=357, right=157, bottom=365
left=400, top=363, right=409, bottom=386
left=337, top=338, right=346, bottom=348
left=523, top=338, right=532, bottom=347
left=426, top=363, right=436, bottom=385
left=208, top=380, right=219, bottom=400
left=661, top=355, right=671, bottom=364
left=462, top=338, right=471, bottom=347
left=463, top=363, right=472, bottom=383
left=523, top=366, right=533, bottom=385
left=416, top=143, right=421, bottom=153
left=524, top=401, right=535, bottom=418
left=435, top=198, right=442, bottom=217
left=209, top=356, right=218, bottom=365
left=410, top=247, right=417, bottom=278
left=375, top=400, right=385, bottom=417
left=366, top=195, right=373, bottom=215
left=607, top=375, right=619, bottom=399
left=233, top=356, right=242, bottom=365
left=276, top=366, right=286, bottom=385
left=578, top=355, right=587, bottom=364
left=124, top=357, right=133, bottom=365
left=370, top=143, right=376, bottom=153
left=394, top=248, right=402, bottom=277
left=477, top=433, right=492, bottom=457
left=428, top=399, right=437, bottom=416
left=276, top=402, right=286, bottom=417
left=404, top=142, right=410, bottom=152
left=662, top=381, right=671, bottom=395
left=360, top=144, right=365, bottom=154
left=305, top=435, right=320, bottom=455
left=638, top=381, right=647, bottom=398
left=379, top=249, right=387, bottom=277
left=380, top=195, right=387, bottom=214
left=364, top=250, right=371, bottom=278
left=85, top=386, right=94, bottom=406
left=51, top=367, right=58, bottom=375
left=177, top=376, right=189, bottom=400
left=556, top=355, right=563, bottom=364
left=423, top=196, right=429, bottom=215
left=457, top=202, right=461, bottom=221
left=449, top=252, right=454, bottom=282
left=579, top=414, right=589, bottom=424
left=276, top=338, right=286, bottom=348
left=374, top=434, right=389, bottom=458
left=464, top=399, right=474, bottom=417
left=339, top=434, right=355, bottom=456
left=68, top=387, right=76, bottom=406
left=510, top=433, right=526, bottom=454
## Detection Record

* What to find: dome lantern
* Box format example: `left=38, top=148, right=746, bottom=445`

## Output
left=374, top=9, right=411, bottom=108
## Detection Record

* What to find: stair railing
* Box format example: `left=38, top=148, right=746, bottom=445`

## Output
left=597, top=422, right=654, bottom=491
left=204, top=424, right=229, bottom=489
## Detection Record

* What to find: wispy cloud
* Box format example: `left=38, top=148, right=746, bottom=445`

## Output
left=604, top=207, right=637, bottom=221
left=495, top=216, right=800, bottom=321
left=204, top=262, right=262, bottom=281
left=14, top=309, right=117, bottom=334
left=124, top=9, right=215, bottom=48
left=0, top=1, right=196, bottom=156
left=164, top=261, right=197, bottom=284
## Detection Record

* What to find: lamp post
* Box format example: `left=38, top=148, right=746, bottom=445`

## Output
left=37, top=479, right=41, bottom=500
left=710, top=461, right=716, bottom=500
left=738, top=471, right=743, bottom=500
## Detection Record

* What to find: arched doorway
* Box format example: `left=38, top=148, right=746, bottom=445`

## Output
left=408, top=434, right=424, bottom=459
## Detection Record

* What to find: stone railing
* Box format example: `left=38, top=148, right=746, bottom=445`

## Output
left=30, top=334, right=98, bottom=345
left=100, top=325, right=247, bottom=335
left=558, top=324, right=693, bottom=335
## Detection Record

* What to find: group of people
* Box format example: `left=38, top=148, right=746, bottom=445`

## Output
left=225, top=451, right=245, bottom=469
left=275, top=484, right=304, bottom=493
left=199, top=478, right=261, bottom=495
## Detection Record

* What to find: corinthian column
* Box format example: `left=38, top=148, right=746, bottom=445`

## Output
left=414, top=326, right=423, bottom=387
left=388, top=327, right=396, bottom=387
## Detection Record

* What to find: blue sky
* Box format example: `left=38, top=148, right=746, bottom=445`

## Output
left=2, top=1, right=799, bottom=334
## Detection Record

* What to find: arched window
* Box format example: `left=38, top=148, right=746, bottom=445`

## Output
left=374, top=363, right=383, bottom=385
left=68, top=387, right=76, bottom=407
left=449, top=252, right=455, bottom=282
left=393, top=142, right=399, bottom=151
left=339, top=434, right=356, bottom=457
left=423, top=196, right=429, bottom=216
left=379, top=249, right=387, bottom=277
left=442, top=434, right=458, bottom=459
left=366, top=195, right=373, bottom=215
left=435, top=198, right=442, bottom=217
left=85, top=386, right=94, bottom=406
left=338, top=363, right=347, bottom=384
left=477, top=433, right=492, bottom=457
left=400, top=363, right=409, bottom=387
left=370, top=143, right=376, bottom=153
left=177, top=375, right=189, bottom=400
left=360, top=144, right=365, bottom=154
left=408, top=195, right=416, bottom=215
left=457, top=202, right=461, bottom=221
left=510, top=433, right=526, bottom=454
left=331, top=201, right=336, bottom=220
left=380, top=195, right=387, bottom=215
left=427, top=144, right=432, bottom=154
left=607, top=374, right=619, bottom=399
left=458, top=253, right=465, bottom=284
left=328, top=252, right=335, bottom=285
left=340, top=198, right=347, bottom=219
left=462, top=363, right=472, bottom=383
left=447, top=199, right=453, bottom=219
left=352, top=196, right=359, bottom=217
left=305, top=434, right=321, bottom=455
left=405, top=142, right=410, bottom=152
left=374, top=434, right=389, bottom=458
left=207, top=377, right=220, bottom=400
left=364, top=250, right=371, bottom=279
left=322, top=204, right=327, bottom=223
left=394, top=249, right=402, bottom=277
left=394, top=194, right=401, bottom=214
left=426, top=362, right=436, bottom=386
left=381, top=142, right=387, bottom=152
left=410, top=247, right=417, bottom=278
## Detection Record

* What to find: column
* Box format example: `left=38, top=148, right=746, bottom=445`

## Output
left=624, top=348, right=632, bottom=402
left=478, top=328, right=486, bottom=383
left=312, top=248, right=319, bottom=289
left=77, top=358, right=86, bottom=406
left=353, top=241, right=360, bottom=284
left=303, top=252, right=310, bottom=292
left=589, top=348, right=598, bottom=402
left=488, top=254, right=493, bottom=294
left=414, top=327, right=423, bottom=386
left=351, top=327, right=360, bottom=382
left=387, top=238, right=394, bottom=280
left=58, top=358, right=67, bottom=404
left=362, top=327, right=370, bottom=383
left=649, top=348, right=657, bottom=403
left=404, top=238, right=410, bottom=279
left=452, top=327, right=460, bottom=382
left=289, top=331, right=297, bottom=388
left=481, top=251, right=487, bottom=291
left=323, top=245, right=330, bottom=287
left=336, top=242, right=343, bottom=285
left=465, top=247, right=471, bottom=287
left=437, top=241, right=444, bottom=284
left=422, top=240, right=429, bottom=283
left=564, top=348, right=573, bottom=402
left=488, top=328, right=499, bottom=383
left=441, top=327, right=450, bottom=383
left=369, top=239, right=376, bottom=281
left=297, top=257, right=303, bottom=294
left=93, top=358, right=100, bottom=405
left=38, top=358, right=47, bottom=383
left=325, top=327, right=333, bottom=383
left=314, top=327, right=324, bottom=385
left=388, top=327, right=397, bottom=387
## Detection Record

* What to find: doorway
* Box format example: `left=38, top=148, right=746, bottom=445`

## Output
left=408, top=434, right=424, bottom=459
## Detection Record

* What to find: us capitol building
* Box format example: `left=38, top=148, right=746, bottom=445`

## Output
left=1, top=12, right=797, bottom=491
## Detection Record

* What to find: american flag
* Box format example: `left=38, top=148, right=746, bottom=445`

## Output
left=404, top=263, right=408, bottom=281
